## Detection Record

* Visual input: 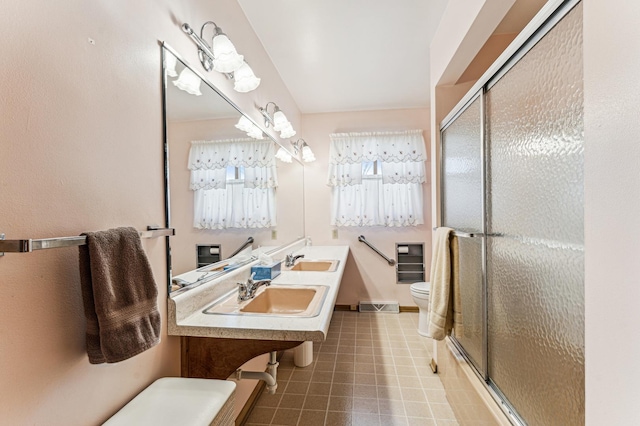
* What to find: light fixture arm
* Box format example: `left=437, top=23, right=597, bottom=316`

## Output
left=291, top=139, right=316, bottom=162
left=290, top=139, right=306, bottom=155
left=181, top=20, right=257, bottom=91
left=182, top=23, right=217, bottom=72
left=258, top=101, right=278, bottom=128
left=200, top=21, right=222, bottom=40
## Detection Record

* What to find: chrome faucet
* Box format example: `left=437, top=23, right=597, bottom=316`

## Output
left=285, top=253, right=305, bottom=267
left=237, top=273, right=271, bottom=302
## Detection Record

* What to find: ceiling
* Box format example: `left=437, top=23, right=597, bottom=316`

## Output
left=237, top=0, right=449, bottom=114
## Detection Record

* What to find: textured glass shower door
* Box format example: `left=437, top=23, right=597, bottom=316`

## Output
left=485, top=3, right=584, bottom=425
left=441, top=95, right=485, bottom=377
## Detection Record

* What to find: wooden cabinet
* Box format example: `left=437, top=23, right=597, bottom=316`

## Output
left=180, top=337, right=302, bottom=379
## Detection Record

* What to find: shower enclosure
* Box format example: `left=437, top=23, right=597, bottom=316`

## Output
left=439, top=1, right=584, bottom=424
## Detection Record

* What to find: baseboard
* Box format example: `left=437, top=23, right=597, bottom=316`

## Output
left=334, top=304, right=354, bottom=311
left=334, top=304, right=418, bottom=313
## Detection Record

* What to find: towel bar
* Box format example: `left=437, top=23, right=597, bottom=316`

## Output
left=0, top=226, right=175, bottom=256
left=433, top=227, right=483, bottom=238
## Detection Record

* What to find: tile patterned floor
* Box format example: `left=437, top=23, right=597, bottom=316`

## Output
left=245, top=311, right=459, bottom=426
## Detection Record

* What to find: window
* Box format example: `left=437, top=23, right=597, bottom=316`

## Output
left=362, top=160, right=381, bottom=176
left=226, top=165, right=245, bottom=181
left=327, top=130, right=426, bottom=227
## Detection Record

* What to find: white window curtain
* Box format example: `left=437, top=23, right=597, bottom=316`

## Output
left=189, top=139, right=277, bottom=229
left=327, top=130, right=426, bottom=227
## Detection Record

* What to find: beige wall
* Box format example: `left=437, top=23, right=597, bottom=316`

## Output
left=0, top=1, right=299, bottom=424
left=301, top=109, right=431, bottom=307
left=584, top=1, right=640, bottom=424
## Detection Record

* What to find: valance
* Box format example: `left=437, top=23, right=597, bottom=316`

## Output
left=188, top=139, right=276, bottom=170
left=327, top=130, right=426, bottom=187
left=328, top=130, right=426, bottom=165
left=190, top=166, right=277, bottom=190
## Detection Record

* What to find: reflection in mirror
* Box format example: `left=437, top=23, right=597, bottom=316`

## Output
left=162, top=45, right=304, bottom=295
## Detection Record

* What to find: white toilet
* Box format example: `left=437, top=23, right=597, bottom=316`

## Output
left=410, top=281, right=431, bottom=337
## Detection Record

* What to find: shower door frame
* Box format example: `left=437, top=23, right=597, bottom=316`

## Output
left=437, top=0, right=582, bottom=424
left=439, top=89, right=488, bottom=383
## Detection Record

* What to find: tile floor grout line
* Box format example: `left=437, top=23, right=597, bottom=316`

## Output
left=245, top=311, right=457, bottom=426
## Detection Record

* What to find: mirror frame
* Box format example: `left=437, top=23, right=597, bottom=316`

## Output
left=161, top=42, right=305, bottom=296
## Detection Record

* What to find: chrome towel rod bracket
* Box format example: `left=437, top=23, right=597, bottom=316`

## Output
left=433, top=227, right=483, bottom=239
left=0, top=226, right=175, bottom=256
left=431, top=227, right=502, bottom=239
left=358, top=235, right=396, bottom=266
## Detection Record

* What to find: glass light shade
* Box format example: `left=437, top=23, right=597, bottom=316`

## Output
left=246, top=125, right=264, bottom=140
left=275, top=147, right=293, bottom=163
left=302, top=145, right=316, bottom=162
left=235, top=115, right=254, bottom=133
left=233, top=62, right=261, bottom=93
left=272, top=110, right=290, bottom=131
left=164, top=54, right=178, bottom=77
left=212, top=33, right=244, bottom=73
left=173, top=68, right=202, bottom=96
left=278, top=123, right=296, bottom=139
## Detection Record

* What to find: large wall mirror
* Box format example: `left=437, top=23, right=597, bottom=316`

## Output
left=162, top=44, right=305, bottom=295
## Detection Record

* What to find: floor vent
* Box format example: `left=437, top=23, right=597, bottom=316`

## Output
left=358, top=302, right=400, bottom=313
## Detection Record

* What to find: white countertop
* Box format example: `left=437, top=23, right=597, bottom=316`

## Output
left=168, top=243, right=350, bottom=342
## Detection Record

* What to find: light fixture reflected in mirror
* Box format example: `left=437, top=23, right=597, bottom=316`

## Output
left=246, top=126, right=265, bottom=140
left=291, top=139, right=316, bottom=162
left=275, top=147, right=293, bottom=163
left=258, top=102, right=297, bottom=139
left=173, top=68, right=202, bottom=96
left=235, top=115, right=264, bottom=140
left=182, top=21, right=260, bottom=93
left=234, top=115, right=254, bottom=132
left=164, top=53, right=178, bottom=77
left=278, top=123, right=296, bottom=139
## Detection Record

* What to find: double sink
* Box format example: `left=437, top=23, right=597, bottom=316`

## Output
left=203, top=259, right=339, bottom=318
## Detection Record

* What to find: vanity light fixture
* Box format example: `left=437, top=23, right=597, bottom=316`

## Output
left=173, top=67, right=202, bottom=96
left=291, top=139, right=316, bottom=163
left=258, top=102, right=297, bottom=139
left=278, top=123, right=296, bottom=139
left=235, top=116, right=264, bottom=140
left=233, top=61, right=261, bottom=93
left=235, top=115, right=254, bottom=132
left=182, top=21, right=260, bottom=93
left=246, top=126, right=265, bottom=140
left=275, top=147, right=293, bottom=163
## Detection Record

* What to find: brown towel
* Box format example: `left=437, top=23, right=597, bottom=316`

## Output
left=428, top=228, right=463, bottom=340
left=78, top=227, right=160, bottom=363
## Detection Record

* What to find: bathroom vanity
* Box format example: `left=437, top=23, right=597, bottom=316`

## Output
left=168, top=241, right=349, bottom=380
